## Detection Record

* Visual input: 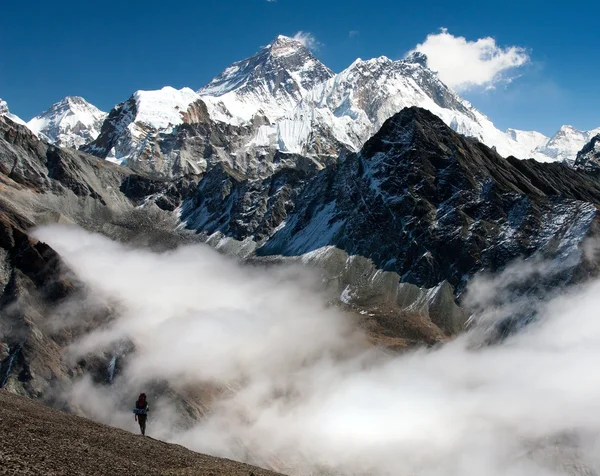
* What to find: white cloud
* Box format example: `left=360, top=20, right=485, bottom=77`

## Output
left=349, top=30, right=359, bottom=38
left=34, top=224, right=600, bottom=475
left=409, top=28, right=530, bottom=91
left=293, top=31, right=320, bottom=51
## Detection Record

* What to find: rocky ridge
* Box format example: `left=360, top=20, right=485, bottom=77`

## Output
left=68, top=35, right=598, bottom=178
left=574, top=134, right=600, bottom=173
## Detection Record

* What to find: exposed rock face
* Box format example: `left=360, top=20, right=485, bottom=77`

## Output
left=574, top=134, right=600, bottom=173
left=0, top=98, right=27, bottom=126
left=0, top=210, right=81, bottom=397
left=200, top=35, right=335, bottom=118
left=83, top=92, right=335, bottom=179
left=82, top=88, right=204, bottom=176
left=0, top=117, right=199, bottom=398
left=0, top=114, right=131, bottom=208
left=180, top=108, right=600, bottom=296
left=180, top=154, right=320, bottom=243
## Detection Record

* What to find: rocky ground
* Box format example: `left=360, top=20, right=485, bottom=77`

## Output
left=0, top=390, right=283, bottom=476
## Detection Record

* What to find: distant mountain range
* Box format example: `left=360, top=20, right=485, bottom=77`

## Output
left=2, top=35, right=598, bottom=179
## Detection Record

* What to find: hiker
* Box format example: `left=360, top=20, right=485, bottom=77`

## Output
left=133, top=392, right=149, bottom=436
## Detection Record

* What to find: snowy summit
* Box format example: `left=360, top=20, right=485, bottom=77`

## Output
left=27, top=96, right=107, bottom=149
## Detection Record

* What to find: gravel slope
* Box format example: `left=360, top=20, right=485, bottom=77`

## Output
left=0, top=391, right=284, bottom=476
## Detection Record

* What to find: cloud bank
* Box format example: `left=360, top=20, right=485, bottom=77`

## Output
left=34, top=225, right=600, bottom=476
left=410, top=28, right=530, bottom=91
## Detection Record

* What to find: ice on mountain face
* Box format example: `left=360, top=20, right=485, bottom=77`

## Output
left=0, top=98, right=27, bottom=127
left=87, top=34, right=600, bottom=178
left=27, top=96, right=107, bottom=149
left=197, top=38, right=590, bottom=165
left=84, top=86, right=203, bottom=170
left=506, top=129, right=549, bottom=153
left=199, top=35, right=335, bottom=125
left=133, top=87, right=200, bottom=131
left=245, top=117, right=313, bottom=154
left=277, top=118, right=312, bottom=153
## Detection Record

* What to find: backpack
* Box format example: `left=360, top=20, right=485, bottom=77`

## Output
left=133, top=393, right=148, bottom=414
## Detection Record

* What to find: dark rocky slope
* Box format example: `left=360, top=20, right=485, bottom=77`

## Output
left=182, top=107, right=600, bottom=295
left=574, top=134, right=600, bottom=173
left=0, top=116, right=201, bottom=399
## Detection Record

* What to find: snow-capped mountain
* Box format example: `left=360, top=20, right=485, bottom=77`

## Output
left=81, top=34, right=599, bottom=177
left=197, top=36, right=596, bottom=164
left=200, top=35, right=334, bottom=124
left=506, top=128, right=549, bottom=156
left=535, top=126, right=600, bottom=164
left=83, top=86, right=214, bottom=176
left=0, top=98, right=27, bottom=126
left=26, top=96, right=107, bottom=149
left=199, top=36, right=534, bottom=160
left=84, top=82, right=336, bottom=178
left=301, top=53, right=531, bottom=157
left=181, top=107, right=600, bottom=296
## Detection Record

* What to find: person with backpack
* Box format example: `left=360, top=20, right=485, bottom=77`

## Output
left=133, top=393, right=149, bottom=436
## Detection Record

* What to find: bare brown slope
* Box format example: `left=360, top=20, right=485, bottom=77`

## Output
left=0, top=391, right=283, bottom=476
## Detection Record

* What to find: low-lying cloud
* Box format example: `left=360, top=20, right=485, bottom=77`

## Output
left=409, top=28, right=530, bottom=91
left=34, top=224, right=600, bottom=475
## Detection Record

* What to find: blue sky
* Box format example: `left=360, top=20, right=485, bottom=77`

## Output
left=1, top=0, right=598, bottom=136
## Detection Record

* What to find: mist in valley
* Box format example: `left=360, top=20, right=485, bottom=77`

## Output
left=33, top=224, right=600, bottom=476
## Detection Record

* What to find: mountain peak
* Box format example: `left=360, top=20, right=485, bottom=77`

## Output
left=198, top=35, right=334, bottom=123
left=362, top=106, right=451, bottom=154
left=404, top=51, right=428, bottom=67
left=200, top=34, right=333, bottom=98
left=556, top=125, right=578, bottom=134
left=271, top=34, right=300, bottom=45
left=64, top=95, right=90, bottom=105
left=43, top=96, right=99, bottom=115
left=0, top=98, right=27, bottom=126
left=268, top=34, right=308, bottom=57
left=383, top=106, right=448, bottom=131
left=27, top=96, right=107, bottom=149
left=0, top=98, right=9, bottom=115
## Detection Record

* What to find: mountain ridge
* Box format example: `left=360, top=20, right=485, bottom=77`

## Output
left=0, top=98, right=27, bottom=127
left=181, top=106, right=600, bottom=294
left=574, top=134, right=600, bottom=172
left=79, top=34, right=600, bottom=177
left=9, top=34, right=598, bottom=177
